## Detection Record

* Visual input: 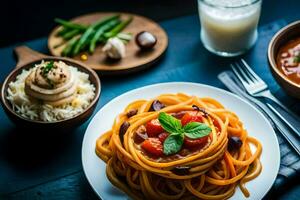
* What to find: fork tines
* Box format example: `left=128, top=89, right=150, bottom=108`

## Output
left=231, top=59, right=267, bottom=94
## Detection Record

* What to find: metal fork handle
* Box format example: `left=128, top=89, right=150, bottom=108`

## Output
left=259, top=90, right=291, bottom=113
left=258, top=90, right=300, bottom=138
left=218, top=72, right=300, bottom=156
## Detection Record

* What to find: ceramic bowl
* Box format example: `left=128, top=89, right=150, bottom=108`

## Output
left=268, top=20, right=300, bottom=99
left=0, top=46, right=101, bottom=130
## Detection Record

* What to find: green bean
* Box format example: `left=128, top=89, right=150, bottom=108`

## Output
left=56, top=27, right=71, bottom=36
left=55, top=18, right=87, bottom=30
left=116, top=33, right=132, bottom=44
left=89, top=19, right=121, bottom=53
left=62, top=37, right=79, bottom=57
left=104, top=16, right=133, bottom=39
left=62, top=29, right=81, bottom=40
left=72, top=15, right=120, bottom=56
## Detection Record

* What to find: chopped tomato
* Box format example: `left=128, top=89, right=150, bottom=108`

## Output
left=183, top=136, right=209, bottom=149
left=212, top=118, right=221, bottom=133
left=181, top=112, right=203, bottom=126
left=146, top=119, right=164, bottom=137
left=158, top=132, right=169, bottom=143
left=141, top=138, right=163, bottom=157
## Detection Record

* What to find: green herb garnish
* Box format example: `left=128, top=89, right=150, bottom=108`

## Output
left=163, top=134, right=184, bottom=155
left=43, top=60, right=54, bottom=75
left=158, top=112, right=212, bottom=155
left=294, top=56, right=300, bottom=63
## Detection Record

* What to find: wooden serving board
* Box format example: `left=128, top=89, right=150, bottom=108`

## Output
left=48, top=12, right=168, bottom=75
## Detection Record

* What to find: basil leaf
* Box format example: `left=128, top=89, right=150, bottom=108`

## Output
left=183, top=122, right=212, bottom=139
left=158, top=112, right=183, bottom=135
left=163, top=134, right=183, bottom=155
left=294, top=56, right=300, bottom=63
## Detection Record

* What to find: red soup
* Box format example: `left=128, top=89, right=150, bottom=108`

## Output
left=276, top=37, right=300, bottom=85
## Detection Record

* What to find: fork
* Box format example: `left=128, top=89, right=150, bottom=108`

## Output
left=218, top=71, right=300, bottom=155
left=231, top=59, right=300, bottom=138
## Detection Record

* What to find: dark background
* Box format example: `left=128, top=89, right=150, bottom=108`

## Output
left=0, top=0, right=299, bottom=47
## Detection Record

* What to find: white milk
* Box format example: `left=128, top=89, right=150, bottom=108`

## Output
left=198, top=0, right=262, bottom=56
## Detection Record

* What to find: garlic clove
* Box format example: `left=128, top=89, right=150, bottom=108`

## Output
left=102, top=37, right=126, bottom=59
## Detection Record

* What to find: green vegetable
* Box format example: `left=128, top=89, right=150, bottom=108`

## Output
left=54, top=15, right=133, bottom=56
left=158, top=112, right=212, bottom=155
left=163, top=134, right=184, bottom=155
left=72, top=15, right=120, bottom=56
left=116, top=33, right=132, bottom=43
left=294, top=56, right=300, bottom=63
left=104, top=16, right=133, bottom=39
left=57, top=27, right=72, bottom=36
left=42, top=60, right=54, bottom=75
left=89, top=19, right=121, bottom=53
left=183, top=122, right=212, bottom=139
left=62, top=29, right=81, bottom=40
left=55, top=18, right=87, bottom=30
left=158, top=112, right=183, bottom=135
left=62, top=37, right=79, bottom=57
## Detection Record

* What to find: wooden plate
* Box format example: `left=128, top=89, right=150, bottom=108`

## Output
left=48, top=12, right=168, bottom=75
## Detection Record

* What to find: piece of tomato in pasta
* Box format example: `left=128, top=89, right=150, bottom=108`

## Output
left=158, top=132, right=169, bottom=143
left=146, top=119, right=164, bottom=137
left=141, top=138, right=163, bottom=156
left=183, top=135, right=209, bottom=149
left=181, top=111, right=203, bottom=126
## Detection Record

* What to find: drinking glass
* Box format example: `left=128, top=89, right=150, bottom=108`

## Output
left=198, top=0, right=262, bottom=57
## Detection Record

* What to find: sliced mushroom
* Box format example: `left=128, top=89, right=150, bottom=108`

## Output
left=127, top=109, right=138, bottom=118
left=134, top=125, right=148, bottom=144
left=228, top=136, right=243, bottom=151
left=150, top=100, right=165, bottom=111
left=119, top=121, right=130, bottom=144
left=192, top=105, right=209, bottom=118
left=172, top=111, right=187, bottom=119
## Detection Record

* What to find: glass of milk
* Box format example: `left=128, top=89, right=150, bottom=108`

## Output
left=198, top=0, right=262, bottom=57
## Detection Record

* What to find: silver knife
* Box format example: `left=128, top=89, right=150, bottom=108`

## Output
left=218, top=72, right=300, bottom=156
left=267, top=103, right=300, bottom=138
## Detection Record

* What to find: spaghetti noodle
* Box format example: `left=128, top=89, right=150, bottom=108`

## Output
left=96, top=93, right=262, bottom=200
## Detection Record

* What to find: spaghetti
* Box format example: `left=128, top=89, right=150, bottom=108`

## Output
left=96, top=93, right=262, bottom=200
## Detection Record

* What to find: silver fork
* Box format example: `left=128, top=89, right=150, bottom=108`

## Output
left=231, top=59, right=300, bottom=138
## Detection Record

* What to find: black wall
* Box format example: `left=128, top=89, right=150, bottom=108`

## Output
left=1, top=0, right=299, bottom=47
left=0, top=0, right=196, bottom=47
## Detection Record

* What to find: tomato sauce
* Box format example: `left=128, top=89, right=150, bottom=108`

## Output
left=133, top=111, right=215, bottom=163
left=276, top=37, right=300, bottom=85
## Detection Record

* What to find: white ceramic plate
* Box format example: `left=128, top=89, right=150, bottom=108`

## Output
left=82, top=82, right=280, bottom=200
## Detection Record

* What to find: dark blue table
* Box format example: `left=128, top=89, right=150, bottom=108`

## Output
left=0, top=14, right=300, bottom=200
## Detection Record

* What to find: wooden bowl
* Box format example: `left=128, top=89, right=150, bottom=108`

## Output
left=0, top=46, right=101, bottom=130
left=268, top=20, right=300, bottom=99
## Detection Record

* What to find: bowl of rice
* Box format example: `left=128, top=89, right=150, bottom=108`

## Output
left=0, top=46, right=101, bottom=129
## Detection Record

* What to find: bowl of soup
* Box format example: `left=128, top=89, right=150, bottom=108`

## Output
left=268, top=20, right=300, bottom=99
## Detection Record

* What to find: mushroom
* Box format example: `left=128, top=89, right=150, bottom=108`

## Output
left=135, top=31, right=157, bottom=50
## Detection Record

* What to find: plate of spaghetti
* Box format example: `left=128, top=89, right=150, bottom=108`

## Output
left=82, top=82, right=279, bottom=200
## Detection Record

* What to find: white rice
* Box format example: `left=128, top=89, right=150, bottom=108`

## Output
left=6, top=65, right=96, bottom=122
